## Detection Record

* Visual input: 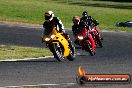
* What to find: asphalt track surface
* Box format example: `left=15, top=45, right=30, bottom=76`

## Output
left=0, top=24, right=132, bottom=88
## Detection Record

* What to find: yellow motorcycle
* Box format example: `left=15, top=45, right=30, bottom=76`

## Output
left=42, top=26, right=75, bottom=62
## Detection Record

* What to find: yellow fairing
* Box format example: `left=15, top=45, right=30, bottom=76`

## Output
left=43, top=27, right=70, bottom=57
left=53, top=33, right=70, bottom=56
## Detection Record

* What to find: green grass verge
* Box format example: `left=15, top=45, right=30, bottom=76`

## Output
left=0, top=45, right=52, bottom=60
left=0, top=0, right=132, bottom=32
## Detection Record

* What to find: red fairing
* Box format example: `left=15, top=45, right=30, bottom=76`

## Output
left=93, top=26, right=99, bottom=36
left=78, top=27, right=95, bottom=54
left=87, top=34, right=95, bottom=52
left=91, top=25, right=103, bottom=48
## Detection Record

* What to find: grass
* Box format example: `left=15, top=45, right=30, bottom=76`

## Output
left=0, top=0, right=132, bottom=32
left=0, top=45, right=52, bottom=60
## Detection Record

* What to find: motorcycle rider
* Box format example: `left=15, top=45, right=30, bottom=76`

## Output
left=72, top=16, right=82, bottom=45
left=42, top=11, right=74, bottom=50
left=72, top=16, right=96, bottom=49
left=81, top=11, right=103, bottom=40
left=43, top=11, right=65, bottom=36
left=81, top=11, right=99, bottom=28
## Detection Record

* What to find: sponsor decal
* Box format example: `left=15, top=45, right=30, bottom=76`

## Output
left=76, top=66, right=131, bottom=84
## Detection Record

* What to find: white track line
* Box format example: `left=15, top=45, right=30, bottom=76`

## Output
left=0, top=52, right=83, bottom=62
left=0, top=56, right=54, bottom=62
left=1, top=83, right=76, bottom=88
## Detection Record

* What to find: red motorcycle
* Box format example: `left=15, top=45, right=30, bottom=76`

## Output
left=76, top=27, right=96, bottom=56
left=91, top=25, right=103, bottom=48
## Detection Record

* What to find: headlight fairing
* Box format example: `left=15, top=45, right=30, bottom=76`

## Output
left=51, top=34, right=56, bottom=39
left=77, top=36, right=83, bottom=40
left=44, top=37, right=50, bottom=41
left=44, top=34, right=56, bottom=42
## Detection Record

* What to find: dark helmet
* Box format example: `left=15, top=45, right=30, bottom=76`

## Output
left=72, top=16, right=80, bottom=25
left=82, top=11, right=88, bottom=18
left=44, top=11, right=54, bottom=21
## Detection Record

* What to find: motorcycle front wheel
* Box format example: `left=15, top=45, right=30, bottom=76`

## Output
left=84, top=41, right=95, bottom=56
left=49, top=43, right=64, bottom=62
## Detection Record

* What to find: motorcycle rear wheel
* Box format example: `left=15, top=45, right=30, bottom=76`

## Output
left=95, top=34, right=103, bottom=48
left=67, top=44, right=75, bottom=61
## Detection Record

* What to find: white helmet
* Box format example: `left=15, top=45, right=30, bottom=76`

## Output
left=45, top=11, right=54, bottom=21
